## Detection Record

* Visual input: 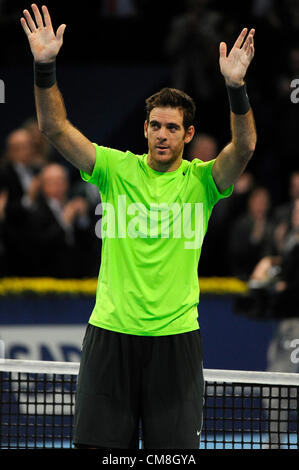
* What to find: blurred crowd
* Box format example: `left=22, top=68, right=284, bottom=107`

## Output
left=187, top=134, right=299, bottom=289
left=0, top=122, right=101, bottom=278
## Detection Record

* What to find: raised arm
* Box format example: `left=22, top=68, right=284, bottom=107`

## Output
left=20, top=4, right=96, bottom=174
left=212, top=28, right=257, bottom=193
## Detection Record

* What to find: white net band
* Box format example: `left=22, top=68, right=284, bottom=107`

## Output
left=1, top=358, right=299, bottom=386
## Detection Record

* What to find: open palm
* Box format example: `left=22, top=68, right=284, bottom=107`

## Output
left=219, top=28, right=255, bottom=87
left=21, top=4, right=66, bottom=63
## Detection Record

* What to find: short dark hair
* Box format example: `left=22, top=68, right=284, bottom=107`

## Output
left=145, top=88, right=196, bottom=131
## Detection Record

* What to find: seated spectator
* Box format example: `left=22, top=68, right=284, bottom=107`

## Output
left=22, top=117, right=52, bottom=171
left=0, top=128, right=39, bottom=276
left=0, top=128, right=37, bottom=204
left=272, top=170, right=299, bottom=226
left=250, top=198, right=299, bottom=293
left=249, top=198, right=299, bottom=373
left=30, top=163, right=99, bottom=278
left=229, top=187, right=273, bottom=280
left=199, top=172, right=255, bottom=277
left=262, top=171, right=299, bottom=260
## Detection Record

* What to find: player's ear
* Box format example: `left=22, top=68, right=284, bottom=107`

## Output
left=184, top=125, right=195, bottom=144
left=144, top=120, right=148, bottom=139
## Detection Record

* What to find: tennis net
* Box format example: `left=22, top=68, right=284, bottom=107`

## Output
left=0, top=359, right=298, bottom=449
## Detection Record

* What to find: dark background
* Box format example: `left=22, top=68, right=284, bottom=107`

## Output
left=0, top=0, right=298, bottom=205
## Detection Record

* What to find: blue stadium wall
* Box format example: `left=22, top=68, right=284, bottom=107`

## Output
left=0, top=292, right=277, bottom=371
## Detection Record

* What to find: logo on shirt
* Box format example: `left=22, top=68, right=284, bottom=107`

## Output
left=94, top=195, right=204, bottom=249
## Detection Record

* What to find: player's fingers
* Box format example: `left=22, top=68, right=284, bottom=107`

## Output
left=42, top=5, right=53, bottom=30
left=31, top=3, right=44, bottom=28
left=233, top=28, right=248, bottom=49
left=243, top=38, right=250, bottom=54
left=56, top=24, right=66, bottom=42
left=20, top=17, right=32, bottom=37
left=243, top=29, right=255, bottom=52
left=249, top=43, right=255, bottom=60
left=244, top=33, right=255, bottom=59
left=23, top=9, right=37, bottom=32
left=219, top=41, right=227, bottom=58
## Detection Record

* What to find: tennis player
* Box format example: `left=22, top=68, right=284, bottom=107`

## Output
left=21, top=4, right=257, bottom=449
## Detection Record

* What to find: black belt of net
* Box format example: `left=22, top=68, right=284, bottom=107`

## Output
left=0, top=371, right=298, bottom=449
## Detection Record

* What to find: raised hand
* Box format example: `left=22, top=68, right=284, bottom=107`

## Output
left=20, top=4, right=66, bottom=63
left=219, top=28, right=255, bottom=88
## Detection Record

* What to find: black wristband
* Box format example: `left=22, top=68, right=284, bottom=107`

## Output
left=226, top=83, right=250, bottom=115
left=34, top=61, right=56, bottom=88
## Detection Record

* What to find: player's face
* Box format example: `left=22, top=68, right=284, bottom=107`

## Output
left=144, top=107, right=194, bottom=170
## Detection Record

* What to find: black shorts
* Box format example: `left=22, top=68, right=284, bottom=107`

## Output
left=73, top=324, right=204, bottom=449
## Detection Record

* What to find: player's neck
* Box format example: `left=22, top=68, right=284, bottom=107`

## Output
left=147, top=154, right=182, bottom=173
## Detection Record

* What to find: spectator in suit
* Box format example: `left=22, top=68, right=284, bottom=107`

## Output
left=272, top=171, right=299, bottom=226
left=0, top=128, right=38, bottom=276
left=22, top=117, right=52, bottom=171
left=264, top=171, right=299, bottom=260
left=0, top=128, right=36, bottom=203
left=31, top=163, right=98, bottom=278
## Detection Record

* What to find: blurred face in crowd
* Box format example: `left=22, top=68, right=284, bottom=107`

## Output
left=188, top=134, right=218, bottom=162
left=234, top=172, right=253, bottom=194
left=289, top=172, right=299, bottom=200
left=24, top=120, right=50, bottom=159
left=248, top=188, right=270, bottom=219
left=40, top=164, right=69, bottom=202
left=144, top=107, right=194, bottom=171
left=6, top=129, right=34, bottom=166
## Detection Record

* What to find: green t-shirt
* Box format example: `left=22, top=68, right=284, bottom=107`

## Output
left=81, top=144, right=233, bottom=336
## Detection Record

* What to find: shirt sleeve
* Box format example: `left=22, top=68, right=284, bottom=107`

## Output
left=80, top=144, right=127, bottom=195
left=191, top=158, right=234, bottom=207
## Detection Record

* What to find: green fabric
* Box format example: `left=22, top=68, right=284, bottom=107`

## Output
left=80, top=144, right=233, bottom=336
